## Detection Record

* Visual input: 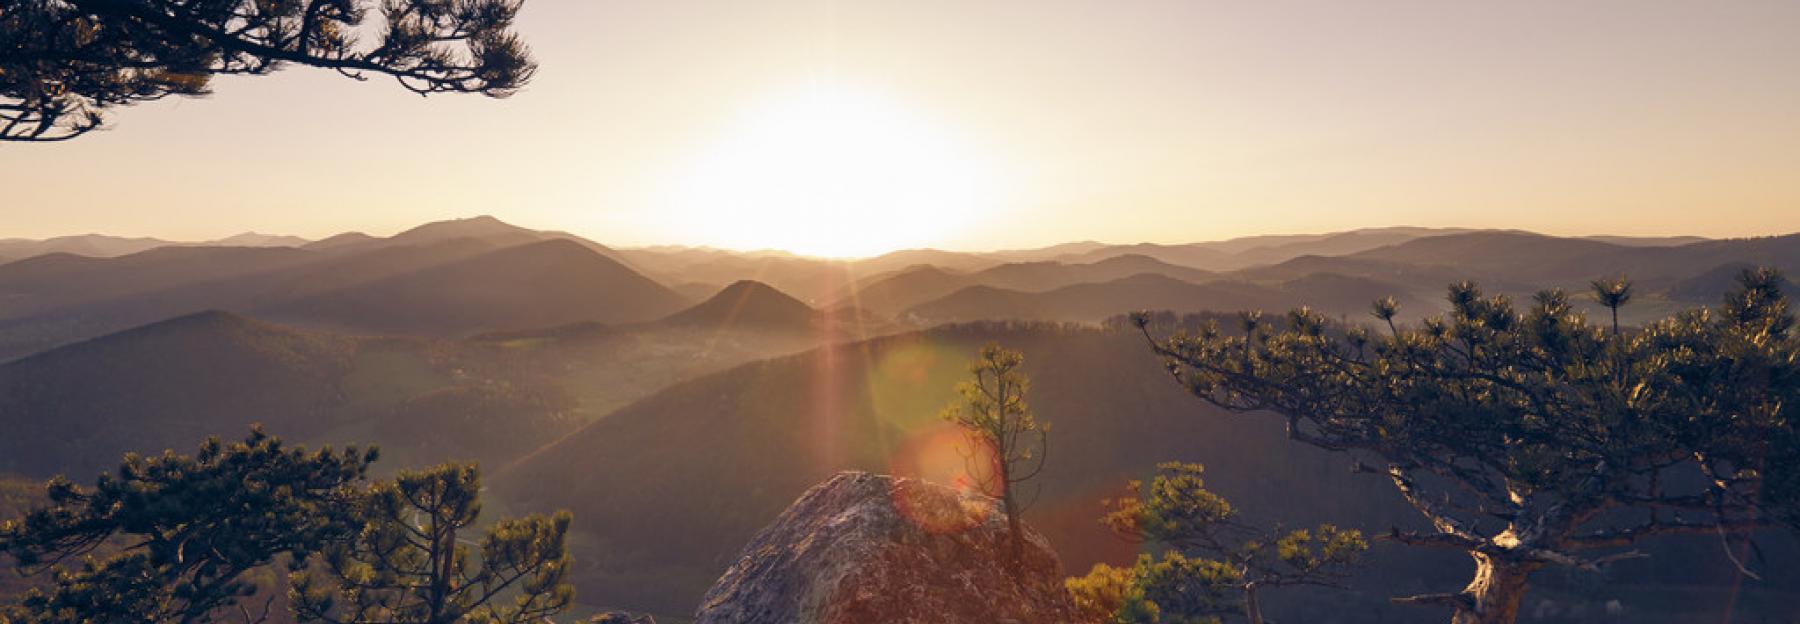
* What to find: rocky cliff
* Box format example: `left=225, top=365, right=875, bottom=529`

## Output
left=694, top=471, right=1083, bottom=624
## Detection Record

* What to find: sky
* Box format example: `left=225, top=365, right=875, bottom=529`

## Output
left=3, top=1, right=1799, bottom=256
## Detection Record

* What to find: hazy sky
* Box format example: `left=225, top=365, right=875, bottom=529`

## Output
left=4, top=1, right=1799, bottom=255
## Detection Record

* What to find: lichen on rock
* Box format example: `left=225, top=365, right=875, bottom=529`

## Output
left=695, top=471, right=1083, bottom=624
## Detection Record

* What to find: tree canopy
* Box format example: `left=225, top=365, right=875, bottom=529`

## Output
left=1068, top=462, right=1366, bottom=624
left=0, top=428, right=376, bottom=623
left=1, top=430, right=581, bottom=624
left=1, top=0, right=536, bottom=141
left=1133, top=268, right=1799, bottom=624
left=288, top=463, right=575, bottom=624
left=941, top=342, right=1049, bottom=565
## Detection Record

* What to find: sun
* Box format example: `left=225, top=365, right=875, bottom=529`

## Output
left=661, top=83, right=1007, bottom=257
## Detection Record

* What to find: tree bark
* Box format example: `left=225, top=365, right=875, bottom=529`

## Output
left=1243, top=582, right=1265, bottom=624
left=1451, top=553, right=1537, bottom=624
left=1001, top=481, right=1023, bottom=567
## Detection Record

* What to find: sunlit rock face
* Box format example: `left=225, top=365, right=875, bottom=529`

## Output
left=694, top=471, right=1084, bottom=624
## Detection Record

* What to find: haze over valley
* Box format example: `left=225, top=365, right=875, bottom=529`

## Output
left=3, top=218, right=1799, bottom=621
left=7, top=2, right=1800, bottom=622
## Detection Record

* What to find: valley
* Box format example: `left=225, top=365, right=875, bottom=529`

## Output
left=4, top=217, right=1798, bottom=621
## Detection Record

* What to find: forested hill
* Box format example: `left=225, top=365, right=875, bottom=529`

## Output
left=496, top=321, right=1800, bottom=619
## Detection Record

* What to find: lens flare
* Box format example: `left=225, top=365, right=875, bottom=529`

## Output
left=888, top=424, right=1000, bottom=534
left=861, top=340, right=965, bottom=431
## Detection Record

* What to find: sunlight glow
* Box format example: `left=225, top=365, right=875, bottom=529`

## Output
left=662, top=84, right=1007, bottom=257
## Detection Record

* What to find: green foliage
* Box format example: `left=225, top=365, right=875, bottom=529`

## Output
left=940, top=343, right=1049, bottom=492
left=1131, top=552, right=1239, bottom=624
left=1079, top=462, right=1365, bottom=623
left=940, top=342, right=1049, bottom=561
left=1134, top=267, right=1800, bottom=619
left=1105, top=463, right=1233, bottom=548
left=1, top=0, right=536, bottom=141
left=288, top=463, right=575, bottom=624
left=1067, top=562, right=1139, bottom=623
left=0, top=428, right=377, bottom=623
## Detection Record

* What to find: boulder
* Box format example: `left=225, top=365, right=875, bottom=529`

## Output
left=695, top=471, right=1083, bottom=624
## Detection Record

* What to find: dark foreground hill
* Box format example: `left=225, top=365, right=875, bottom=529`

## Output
left=495, top=322, right=1799, bottom=621
left=0, top=311, right=364, bottom=477
left=0, top=303, right=862, bottom=479
left=0, top=311, right=579, bottom=478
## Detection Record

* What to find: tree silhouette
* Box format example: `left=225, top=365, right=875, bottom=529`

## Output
left=1132, top=269, right=1800, bottom=624
left=1, top=0, right=536, bottom=141
left=0, top=428, right=377, bottom=623
left=1068, top=462, right=1366, bottom=624
left=940, top=342, right=1049, bottom=566
left=287, top=463, right=575, bottom=624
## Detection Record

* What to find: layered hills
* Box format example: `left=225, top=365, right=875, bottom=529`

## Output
left=5, top=219, right=1800, bottom=622
left=0, top=218, right=692, bottom=361
left=0, top=280, right=861, bottom=479
left=496, top=322, right=1800, bottom=620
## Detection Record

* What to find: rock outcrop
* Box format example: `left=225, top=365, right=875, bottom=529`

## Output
left=694, top=471, right=1083, bottom=624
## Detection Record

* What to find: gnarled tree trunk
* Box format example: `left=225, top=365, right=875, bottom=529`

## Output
left=1243, top=582, right=1265, bottom=624
left=1451, top=553, right=1537, bottom=624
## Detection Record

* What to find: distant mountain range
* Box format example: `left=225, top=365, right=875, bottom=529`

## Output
left=0, top=231, right=310, bottom=260
left=0, top=217, right=682, bottom=360
left=6, top=217, right=1799, bottom=620
left=3, top=217, right=1796, bottom=364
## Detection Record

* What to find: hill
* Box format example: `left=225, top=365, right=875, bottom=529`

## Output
left=0, top=234, right=173, bottom=260
left=1345, top=231, right=1800, bottom=290
left=903, top=274, right=1309, bottom=324
left=210, top=232, right=309, bottom=247
left=0, top=311, right=362, bottom=477
left=1227, top=227, right=1480, bottom=266
left=0, top=238, right=509, bottom=361
left=1583, top=235, right=1711, bottom=247
left=1042, top=228, right=1480, bottom=270
left=1666, top=261, right=1800, bottom=303
left=838, top=255, right=1218, bottom=315
left=974, top=254, right=1214, bottom=292
left=657, top=280, right=820, bottom=331
left=259, top=239, right=691, bottom=337
left=833, top=265, right=978, bottom=314
left=1054, top=242, right=1239, bottom=270
left=625, top=253, right=863, bottom=304
left=495, top=323, right=1798, bottom=620
left=303, top=232, right=380, bottom=251
left=0, top=246, right=317, bottom=322
left=1347, top=231, right=1629, bottom=283
left=855, top=248, right=997, bottom=274
left=296, top=215, right=635, bottom=265
left=495, top=323, right=1422, bottom=615
left=0, top=311, right=585, bottom=478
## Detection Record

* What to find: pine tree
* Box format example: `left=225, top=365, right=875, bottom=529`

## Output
left=1131, top=268, right=1800, bottom=624
left=1068, top=462, right=1366, bottom=624
left=940, top=342, right=1049, bottom=566
left=1, top=0, right=536, bottom=141
left=287, top=463, right=575, bottom=624
left=0, top=428, right=377, bottom=623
